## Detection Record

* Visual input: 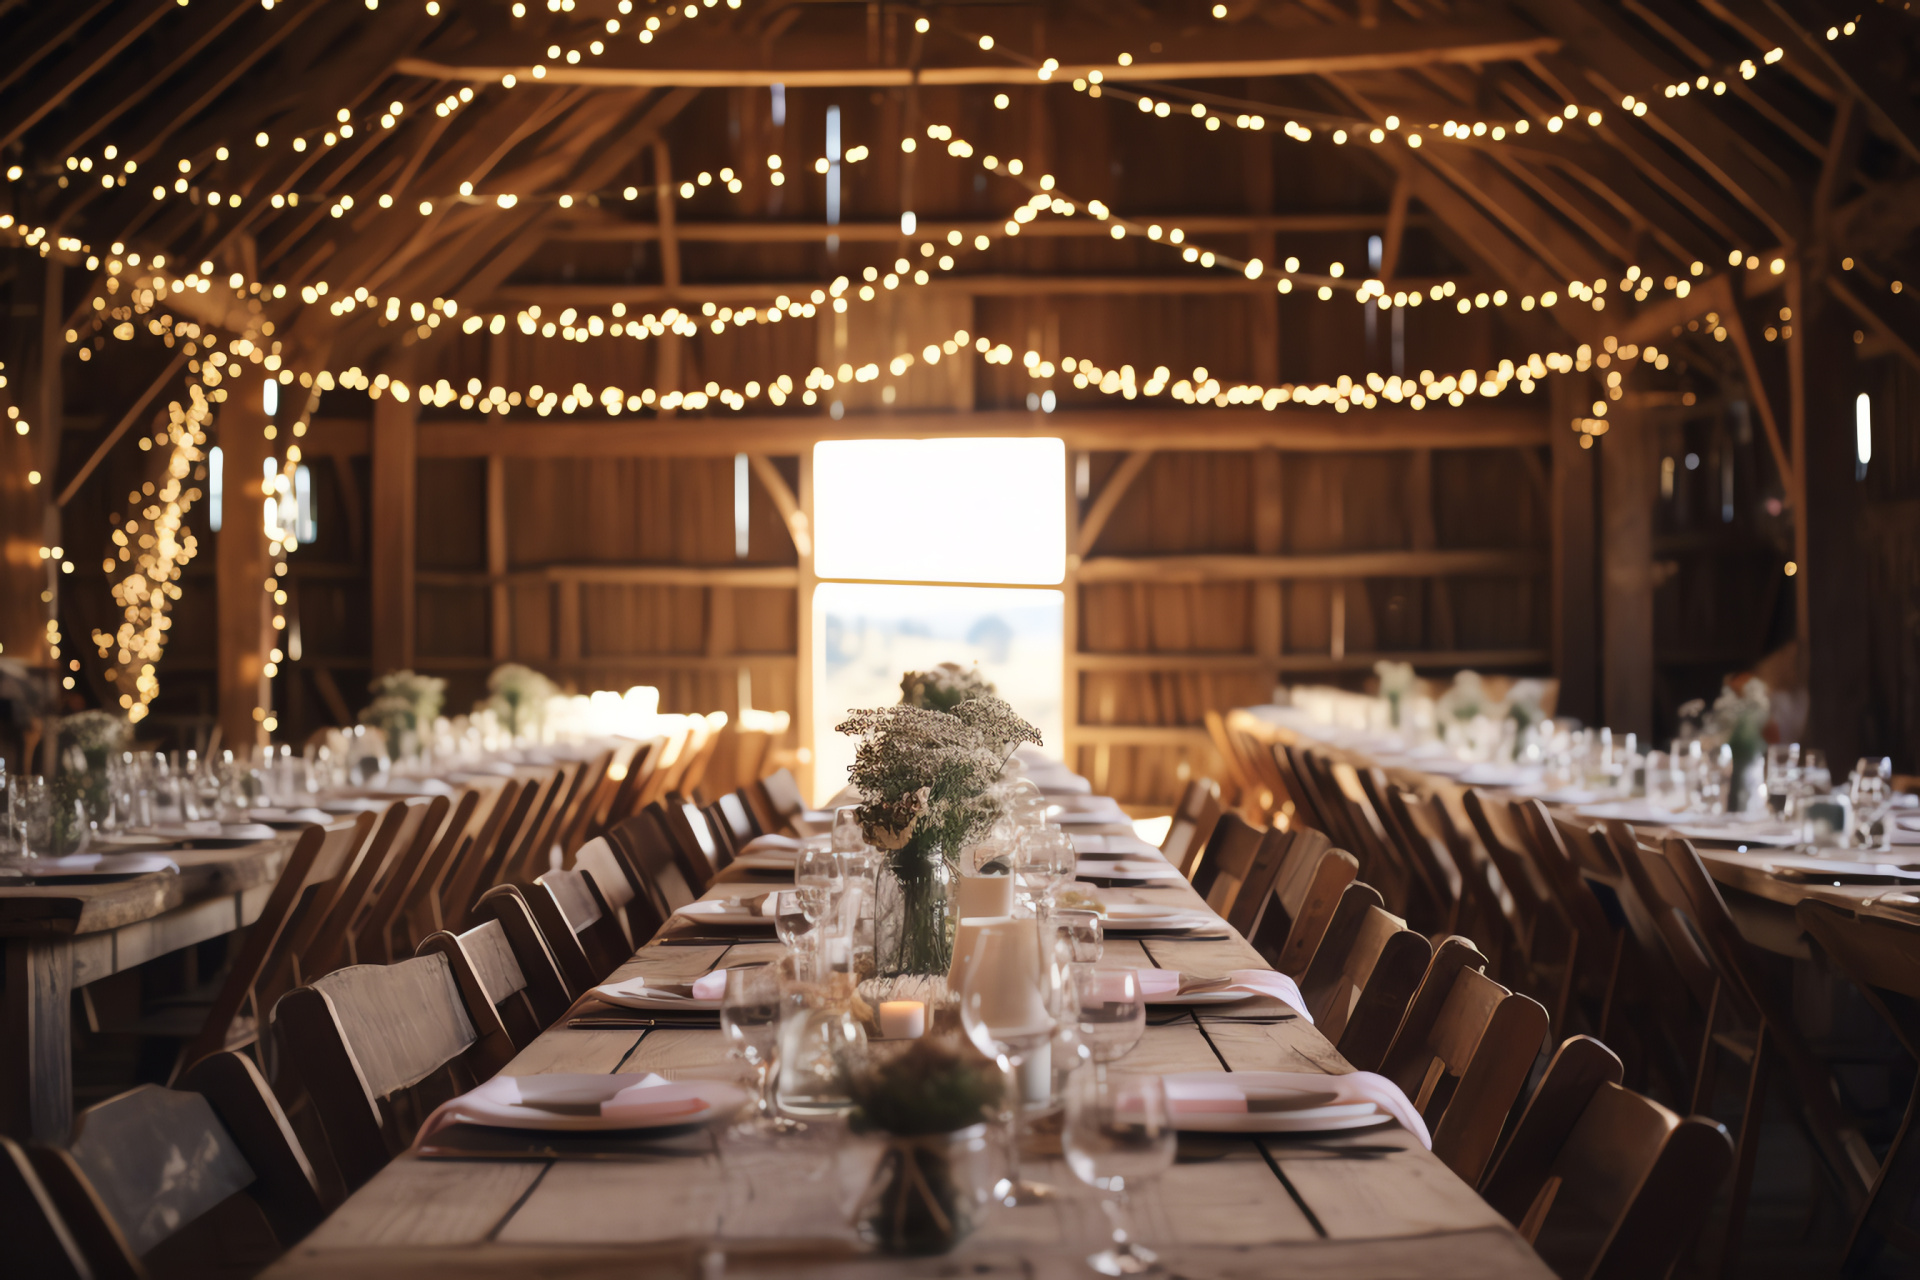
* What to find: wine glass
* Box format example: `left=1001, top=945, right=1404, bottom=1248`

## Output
left=830, top=805, right=865, bottom=853
left=1017, top=827, right=1077, bottom=919
left=1075, top=967, right=1146, bottom=1077
left=772, top=891, right=813, bottom=952
left=721, top=966, right=792, bottom=1131
left=960, top=923, right=1058, bottom=1206
left=1064, top=1071, right=1177, bottom=1276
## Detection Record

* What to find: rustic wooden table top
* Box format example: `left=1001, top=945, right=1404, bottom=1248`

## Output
left=266, top=817, right=1551, bottom=1280
left=0, top=838, right=288, bottom=938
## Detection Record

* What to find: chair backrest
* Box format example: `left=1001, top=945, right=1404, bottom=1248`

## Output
left=1201, top=710, right=1256, bottom=809
left=0, top=1135, right=90, bottom=1278
left=675, top=718, right=727, bottom=801
left=1244, top=831, right=1360, bottom=977
left=435, top=779, right=527, bottom=931
left=26, top=1051, right=323, bottom=1277
left=1482, top=1036, right=1733, bottom=1280
left=528, top=867, right=633, bottom=997
left=1378, top=942, right=1551, bottom=1185
left=417, top=912, right=568, bottom=1051
left=1164, top=777, right=1223, bottom=878
left=660, top=797, right=728, bottom=888
left=448, top=776, right=551, bottom=929
left=338, top=793, right=454, bottom=967
left=550, top=748, right=617, bottom=859
left=1187, top=811, right=1267, bottom=909
left=607, top=808, right=699, bottom=920
left=706, top=792, right=759, bottom=859
left=472, top=885, right=576, bottom=1026
left=390, top=788, right=484, bottom=955
left=1272, top=743, right=1337, bottom=835
left=595, top=737, right=661, bottom=834
left=499, top=767, right=571, bottom=887
left=1320, top=758, right=1416, bottom=910
left=573, top=836, right=639, bottom=943
left=738, top=780, right=783, bottom=837
left=272, top=951, right=512, bottom=1191
left=1380, top=782, right=1465, bottom=930
left=183, top=815, right=376, bottom=1071
left=298, top=798, right=432, bottom=981
left=1299, top=888, right=1432, bottom=1071
left=1219, top=825, right=1298, bottom=935
left=760, top=767, right=806, bottom=820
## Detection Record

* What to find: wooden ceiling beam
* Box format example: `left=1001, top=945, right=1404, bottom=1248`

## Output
left=544, top=212, right=1417, bottom=244
left=1510, top=0, right=1807, bottom=245
left=0, top=0, right=113, bottom=100
left=395, top=405, right=1550, bottom=458
left=1619, top=0, right=1829, bottom=155
left=395, top=24, right=1563, bottom=88
left=1760, top=0, right=1920, bottom=167
left=0, top=0, right=179, bottom=152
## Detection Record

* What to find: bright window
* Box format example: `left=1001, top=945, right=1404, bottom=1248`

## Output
left=812, top=438, right=1066, bottom=584
left=810, top=439, right=1067, bottom=801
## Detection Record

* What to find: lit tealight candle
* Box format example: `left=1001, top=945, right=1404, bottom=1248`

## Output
left=878, top=999, right=926, bottom=1039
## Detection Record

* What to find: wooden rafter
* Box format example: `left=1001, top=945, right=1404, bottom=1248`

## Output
left=1074, top=450, right=1154, bottom=558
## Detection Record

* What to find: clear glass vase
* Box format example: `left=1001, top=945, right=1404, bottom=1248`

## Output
left=873, top=842, right=955, bottom=980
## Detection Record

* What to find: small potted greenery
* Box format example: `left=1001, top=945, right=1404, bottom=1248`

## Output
left=849, top=1036, right=1004, bottom=1255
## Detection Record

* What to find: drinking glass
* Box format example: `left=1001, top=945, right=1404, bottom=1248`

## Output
left=1016, top=827, right=1077, bottom=919
left=960, top=934, right=1058, bottom=1207
left=1064, top=1071, right=1177, bottom=1276
left=1075, top=967, right=1146, bottom=1074
left=771, top=891, right=813, bottom=952
left=830, top=806, right=865, bottom=853
left=1852, top=757, right=1895, bottom=850
left=1766, top=744, right=1801, bottom=819
left=1801, top=749, right=1833, bottom=794
left=1052, top=909, right=1104, bottom=966
left=721, top=966, right=790, bottom=1130
left=10, top=775, right=52, bottom=859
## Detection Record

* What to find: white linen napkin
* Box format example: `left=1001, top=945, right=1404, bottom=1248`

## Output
left=412, top=1073, right=718, bottom=1143
left=738, top=833, right=802, bottom=858
left=1131, top=968, right=1311, bottom=1021
left=591, top=970, right=728, bottom=1009
left=1162, top=1071, right=1430, bottom=1147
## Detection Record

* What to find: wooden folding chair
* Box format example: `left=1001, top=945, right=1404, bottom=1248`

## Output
left=1482, top=1035, right=1734, bottom=1280
left=607, top=809, right=700, bottom=923
left=676, top=718, right=727, bottom=801
left=1378, top=938, right=1551, bottom=1185
left=1201, top=710, right=1256, bottom=814
left=498, top=767, right=571, bottom=888
left=550, top=748, right=616, bottom=859
left=417, top=912, right=571, bottom=1051
left=592, top=737, right=661, bottom=836
left=1243, top=831, right=1359, bottom=977
left=1509, top=796, right=1626, bottom=1035
left=1795, top=901, right=1920, bottom=1272
left=1317, top=757, right=1419, bottom=916
left=1359, top=768, right=1458, bottom=936
left=739, top=780, right=783, bottom=838
left=387, top=789, right=484, bottom=957
left=328, top=794, right=453, bottom=968
left=1297, top=884, right=1433, bottom=1072
left=526, top=867, right=635, bottom=997
left=272, top=951, right=515, bottom=1191
left=659, top=796, right=729, bottom=889
left=1187, top=811, right=1269, bottom=910
left=182, top=815, right=376, bottom=1072
left=1271, top=742, right=1336, bottom=836
left=435, top=779, right=529, bottom=931
left=1462, top=788, right=1579, bottom=1030
left=1163, top=777, right=1223, bottom=880
left=1650, top=838, right=1873, bottom=1270
left=0, top=1135, right=89, bottom=1278
left=756, top=767, right=807, bottom=831
left=294, top=798, right=432, bottom=983
left=705, top=791, right=760, bottom=861
left=444, top=775, right=551, bottom=929
left=25, top=1051, right=325, bottom=1279
left=574, top=835, right=664, bottom=946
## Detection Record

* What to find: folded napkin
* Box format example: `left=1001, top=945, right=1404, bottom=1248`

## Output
left=1070, top=833, right=1166, bottom=859
left=11, top=852, right=180, bottom=876
left=413, top=1073, right=722, bottom=1143
left=673, top=894, right=773, bottom=918
left=591, top=971, right=728, bottom=1009
left=1131, top=968, right=1310, bottom=1021
left=1162, top=1072, right=1429, bottom=1148
left=1077, top=859, right=1179, bottom=882
left=739, top=833, right=802, bottom=858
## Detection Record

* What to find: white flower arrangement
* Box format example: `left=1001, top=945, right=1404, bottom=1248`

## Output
left=360, top=670, right=447, bottom=746
left=837, top=696, right=1040, bottom=858
left=899, top=662, right=997, bottom=713
left=485, top=662, right=558, bottom=738
left=1680, top=677, right=1770, bottom=750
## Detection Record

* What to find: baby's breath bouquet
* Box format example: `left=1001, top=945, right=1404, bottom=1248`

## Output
left=486, top=662, right=557, bottom=738
left=899, top=663, right=996, bottom=713
left=360, top=670, right=446, bottom=760
left=838, top=695, right=1039, bottom=976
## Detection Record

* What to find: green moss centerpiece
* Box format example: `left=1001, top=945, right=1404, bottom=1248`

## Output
left=850, top=1036, right=1004, bottom=1255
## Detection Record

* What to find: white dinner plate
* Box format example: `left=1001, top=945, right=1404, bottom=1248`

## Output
left=1149, top=989, right=1254, bottom=1006
left=121, top=822, right=279, bottom=846
left=1097, top=903, right=1218, bottom=933
left=591, top=975, right=723, bottom=1011
left=440, top=1073, right=744, bottom=1132
left=1162, top=1074, right=1390, bottom=1133
left=672, top=898, right=774, bottom=927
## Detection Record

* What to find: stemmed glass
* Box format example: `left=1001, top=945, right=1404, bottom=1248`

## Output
left=1075, top=967, right=1146, bottom=1081
left=795, top=845, right=843, bottom=964
left=1053, top=909, right=1104, bottom=967
left=771, top=891, right=813, bottom=955
left=721, top=966, right=795, bottom=1132
left=1017, top=827, right=1077, bottom=919
left=1064, top=1071, right=1177, bottom=1276
left=960, top=925, right=1059, bottom=1207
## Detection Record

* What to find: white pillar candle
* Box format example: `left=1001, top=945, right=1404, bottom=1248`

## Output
left=878, top=1000, right=926, bottom=1039
left=1017, top=1040, right=1051, bottom=1107
left=955, top=872, right=1014, bottom=920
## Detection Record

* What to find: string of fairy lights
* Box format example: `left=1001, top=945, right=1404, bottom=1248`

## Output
left=0, top=1, right=1899, bottom=724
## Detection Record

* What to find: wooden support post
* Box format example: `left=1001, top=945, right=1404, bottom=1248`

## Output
left=370, top=368, right=417, bottom=675
left=795, top=449, right=816, bottom=802
left=1549, top=379, right=1598, bottom=725
left=1599, top=401, right=1655, bottom=738
left=487, top=455, right=510, bottom=660
left=653, top=140, right=683, bottom=396
left=216, top=367, right=272, bottom=750
left=1786, top=266, right=1809, bottom=687
left=1252, top=447, right=1283, bottom=669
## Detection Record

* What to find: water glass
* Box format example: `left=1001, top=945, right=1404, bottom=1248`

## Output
left=1851, top=757, right=1894, bottom=849
left=1052, top=909, right=1104, bottom=965
left=1063, top=1071, right=1177, bottom=1276
left=771, top=891, right=813, bottom=952
left=1075, top=967, right=1146, bottom=1070
left=9, top=775, right=52, bottom=859
left=1016, top=828, right=1077, bottom=918
left=721, top=966, right=786, bottom=1129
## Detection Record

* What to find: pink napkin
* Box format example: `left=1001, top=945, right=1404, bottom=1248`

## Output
left=412, top=1073, right=716, bottom=1145
left=1131, top=968, right=1311, bottom=1022
left=1162, top=1071, right=1432, bottom=1148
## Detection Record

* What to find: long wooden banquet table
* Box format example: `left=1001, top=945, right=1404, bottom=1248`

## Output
left=1233, top=704, right=1920, bottom=956
left=267, top=766, right=1552, bottom=1280
left=1, top=835, right=291, bottom=1140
